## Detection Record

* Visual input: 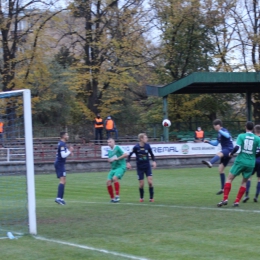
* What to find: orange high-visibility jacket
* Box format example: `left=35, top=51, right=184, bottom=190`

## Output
left=105, top=119, right=114, bottom=130
left=95, top=118, right=104, bottom=128
left=0, top=122, right=3, bottom=133
left=195, top=130, right=204, bottom=139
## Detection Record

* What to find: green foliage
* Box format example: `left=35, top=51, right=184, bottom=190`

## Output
left=54, top=46, right=76, bottom=69
left=146, top=0, right=247, bottom=124
left=65, top=0, right=155, bottom=119
left=30, top=60, right=77, bottom=126
left=152, top=0, right=215, bottom=80
left=167, top=93, right=246, bottom=123
left=0, top=0, right=253, bottom=127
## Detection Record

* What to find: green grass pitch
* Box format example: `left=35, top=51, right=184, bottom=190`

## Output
left=1, top=167, right=260, bottom=260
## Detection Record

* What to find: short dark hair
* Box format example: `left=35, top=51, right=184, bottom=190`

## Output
left=246, top=121, right=254, bottom=131
left=213, top=119, right=222, bottom=126
left=60, top=131, right=67, bottom=138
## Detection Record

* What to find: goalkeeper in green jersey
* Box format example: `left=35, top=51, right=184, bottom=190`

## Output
left=106, top=138, right=128, bottom=203
left=217, top=121, right=260, bottom=207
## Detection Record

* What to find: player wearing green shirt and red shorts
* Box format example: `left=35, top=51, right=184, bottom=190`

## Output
left=217, top=121, right=260, bottom=207
left=106, top=138, right=128, bottom=203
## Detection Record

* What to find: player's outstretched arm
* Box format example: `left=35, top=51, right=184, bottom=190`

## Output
left=127, top=148, right=135, bottom=165
left=206, top=140, right=219, bottom=146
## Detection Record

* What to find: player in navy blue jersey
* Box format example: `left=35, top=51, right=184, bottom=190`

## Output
left=202, top=119, right=234, bottom=195
left=242, top=124, right=260, bottom=203
left=127, top=133, right=156, bottom=202
left=54, top=131, right=74, bottom=205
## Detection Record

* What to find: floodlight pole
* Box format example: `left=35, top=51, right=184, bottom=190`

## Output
left=246, top=91, right=252, bottom=121
left=163, top=96, right=169, bottom=142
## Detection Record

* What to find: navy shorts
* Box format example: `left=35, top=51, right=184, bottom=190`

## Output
left=252, top=160, right=260, bottom=178
left=54, top=162, right=66, bottom=178
left=220, top=148, right=232, bottom=167
left=137, top=166, right=152, bottom=180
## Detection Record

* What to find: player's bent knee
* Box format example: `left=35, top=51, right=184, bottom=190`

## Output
left=112, top=177, right=119, bottom=182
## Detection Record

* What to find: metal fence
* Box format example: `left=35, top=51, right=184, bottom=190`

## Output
left=31, top=121, right=249, bottom=142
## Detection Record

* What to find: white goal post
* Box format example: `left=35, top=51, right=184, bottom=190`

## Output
left=0, top=89, right=37, bottom=235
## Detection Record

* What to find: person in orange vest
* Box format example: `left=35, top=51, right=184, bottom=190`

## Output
left=194, top=127, right=204, bottom=142
left=94, top=113, right=104, bottom=144
left=104, top=116, right=118, bottom=140
left=0, top=120, right=4, bottom=147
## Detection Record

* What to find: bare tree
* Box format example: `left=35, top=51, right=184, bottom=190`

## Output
left=0, top=0, right=65, bottom=91
left=56, top=0, right=155, bottom=116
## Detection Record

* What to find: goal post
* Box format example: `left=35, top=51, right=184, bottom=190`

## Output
left=0, top=89, right=37, bottom=235
left=23, top=89, right=37, bottom=235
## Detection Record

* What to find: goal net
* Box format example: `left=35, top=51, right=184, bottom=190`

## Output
left=0, top=89, right=36, bottom=236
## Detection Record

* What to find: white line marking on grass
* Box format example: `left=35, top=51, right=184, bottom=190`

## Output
left=34, top=236, right=150, bottom=260
left=70, top=201, right=260, bottom=214
left=0, top=237, right=8, bottom=239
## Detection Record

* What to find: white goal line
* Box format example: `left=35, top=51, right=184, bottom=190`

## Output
left=34, top=236, right=150, bottom=260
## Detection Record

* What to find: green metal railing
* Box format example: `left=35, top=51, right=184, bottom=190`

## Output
left=32, top=121, right=249, bottom=143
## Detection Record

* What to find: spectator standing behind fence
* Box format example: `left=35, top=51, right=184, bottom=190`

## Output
left=0, top=120, right=4, bottom=147
left=94, top=113, right=104, bottom=144
left=194, top=127, right=204, bottom=142
left=104, top=116, right=118, bottom=140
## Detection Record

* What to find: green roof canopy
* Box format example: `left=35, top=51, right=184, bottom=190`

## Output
left=146, top=72, right=260, bottom=97
left=146, top=72, right=260, bottom=141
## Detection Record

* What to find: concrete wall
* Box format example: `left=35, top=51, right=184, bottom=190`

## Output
left=0, top=155, right=235, bottom=174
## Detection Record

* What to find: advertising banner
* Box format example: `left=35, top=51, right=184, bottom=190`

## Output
left=101, top=142, right=223, bottom=158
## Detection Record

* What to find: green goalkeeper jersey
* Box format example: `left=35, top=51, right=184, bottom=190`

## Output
left=108, top=145, right=126, bottom=169
left=235, top=132, right=260, bottom=167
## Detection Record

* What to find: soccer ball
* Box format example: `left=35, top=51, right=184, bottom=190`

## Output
left=162, top=119, right=171, bottom=127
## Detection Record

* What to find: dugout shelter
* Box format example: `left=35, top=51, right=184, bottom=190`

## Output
left=146, top=72, right=260, bottom=141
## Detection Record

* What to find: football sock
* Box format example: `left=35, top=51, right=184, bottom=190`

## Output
left=246, top=180, right=251, bottom=196
left=107, top=185, right=114, bottom=199
left=255, top=182, right=260, bottom=198
left=235, top=186, right=246, bottom=203
left=57, top=183, right=64, bottom=199
left=149, top=187, right=154, bottom=199
left=114, top=182, right=120, bottom=196
left=139, top=188, right=144, bottom=199
left=220, top=173, right=225, bottom=190
left=210, top=155, right=220, bottom=165
left=223, top=182, right=231, bottom=201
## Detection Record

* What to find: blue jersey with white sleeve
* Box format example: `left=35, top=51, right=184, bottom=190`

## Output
left=55, top=141, right=68, bottom=165
left=218, top=128, right=233, bottom=149
left=127, top=143, right=155, bottom=169
left=209, top=127, right=234, bottom=150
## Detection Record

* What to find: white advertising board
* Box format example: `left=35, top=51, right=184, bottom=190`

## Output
left=101, top=142, right=223, bottom=158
